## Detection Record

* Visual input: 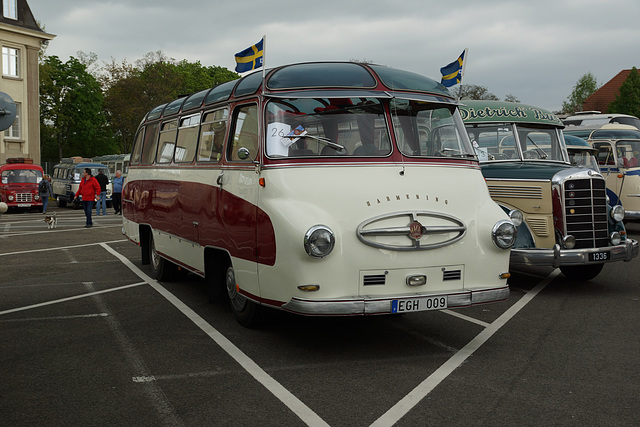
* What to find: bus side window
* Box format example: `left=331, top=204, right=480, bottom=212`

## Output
left=141, top=122, right=160, bottom=165
left=198, top=108, right=228, bottom=162
left=175, top=114, right=200, bottom=163
left=156, top=120, right=178, bottom=164
left=229, top=104, right=258, bottom=161
left=131, top=129, right=144, bottom=165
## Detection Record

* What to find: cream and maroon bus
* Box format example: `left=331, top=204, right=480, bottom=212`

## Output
left=123, top=62, right=516, bottom=326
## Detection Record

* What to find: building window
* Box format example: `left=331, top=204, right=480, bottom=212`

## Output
left=2, top=46, right=19, bottom=77
left=4, top=102, right=21, bottom=139
left=3, top=0, right=17, bottom=20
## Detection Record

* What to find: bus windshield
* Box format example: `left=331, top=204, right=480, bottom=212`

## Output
left=265, top=97, right=474, bottom=159
left=390, top=99, right=474, bottom=158
left=266, top=97, right=391, bottom=157
left=469, top=124, right=567, bottom=162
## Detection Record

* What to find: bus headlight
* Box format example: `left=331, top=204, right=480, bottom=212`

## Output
left=610, top=232, right=622, bottom=246
left=304, top=225, right=335, bottom=258
left=611, top=205, right=625, bottom=222
left=492, top=220, right=517, bottom=249
left=562, top=234, right=576, bottom=249
left=509, top=209, right=523, bottom=227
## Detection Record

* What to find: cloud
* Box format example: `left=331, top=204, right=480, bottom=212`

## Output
left=28, top=0, right=640, bottom=112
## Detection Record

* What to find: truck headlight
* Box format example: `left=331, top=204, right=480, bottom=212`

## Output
left=509, top=209, right=523, bottom=227
left=492, top=220, right=517, bottom=249
left=8, top=195, right=14, bottom=201
left=34, top=195, right=40, bottom=201
left=304, top=225, right=335, bottom=258
left=610, top=205, right=625, bottom=222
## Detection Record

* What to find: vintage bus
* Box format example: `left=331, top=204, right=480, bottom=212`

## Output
left=0, top=158, right=44, bottom=212
left=123, top=62, right=517, bottom=327
left=93, top=154, right=130, bottom=178
left=51, top=159, right=113, bottom=208
left=461, top=100, right=638, bottom=281
left=570, top=126, right=640, bottom=220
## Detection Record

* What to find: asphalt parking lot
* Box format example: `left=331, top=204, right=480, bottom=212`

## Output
left=1, top=205, right=639, bottom=426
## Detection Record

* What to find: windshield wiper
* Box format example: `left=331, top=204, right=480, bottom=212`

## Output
left=284, top=133, right=345, bottom=151
left=526, top=136, right=548, bottom=159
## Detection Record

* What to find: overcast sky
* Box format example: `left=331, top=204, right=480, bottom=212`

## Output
left=27, top=0, right=640, bottom=112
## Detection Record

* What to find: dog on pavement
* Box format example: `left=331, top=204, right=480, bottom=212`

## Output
left=44, top=212, right=57, bottom=229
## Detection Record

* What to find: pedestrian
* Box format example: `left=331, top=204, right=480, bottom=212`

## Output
left=39, top=175, right=53, bottom=214
left=112, top=170, right=124, bottom=215
left=95, top=168, right=109, bottom=216
left=73, top=168, right=101, bottom=228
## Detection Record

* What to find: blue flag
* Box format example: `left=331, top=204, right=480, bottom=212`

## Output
left=235, top=39, right=264, bottom=73
left=440, top=50, right=465, bottom=87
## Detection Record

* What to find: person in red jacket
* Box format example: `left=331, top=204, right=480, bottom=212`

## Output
left=73, top=168, right=101, bottom=228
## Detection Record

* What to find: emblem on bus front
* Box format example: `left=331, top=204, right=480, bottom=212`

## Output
left=357, top=211, right=466, bottom=251
left=408, top=221, right=424, bottom=241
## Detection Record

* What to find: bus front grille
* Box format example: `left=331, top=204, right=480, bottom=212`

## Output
left=564, top=178, right=608, bottom=249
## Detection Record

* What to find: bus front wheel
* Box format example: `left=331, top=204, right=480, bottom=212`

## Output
left=226, top=266, right=261, bottom=327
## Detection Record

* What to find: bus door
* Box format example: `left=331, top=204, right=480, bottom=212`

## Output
left=217, top=104, right=261, bottom=295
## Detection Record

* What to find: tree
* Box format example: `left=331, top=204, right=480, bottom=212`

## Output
left=39, top=56, right=116, bottom=161
left=562, top=73, right=599, bottom=114
left=451, top=84, right=499, bottom=100
left=608, top=67, right=640, bottom=118
left=102, top=52, right=239, bottom=153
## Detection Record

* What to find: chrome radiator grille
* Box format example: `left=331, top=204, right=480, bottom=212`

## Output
left=16, top=193, right=33, bottom=203
left=564, top=178, right=608, bottom=249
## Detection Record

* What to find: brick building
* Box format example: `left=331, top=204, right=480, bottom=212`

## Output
left=583, top=69, right=637, bottom=113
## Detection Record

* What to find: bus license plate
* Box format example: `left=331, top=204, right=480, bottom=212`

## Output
left=589, top=251, right=610, bottom=262
left=391, top=296, right=447, bottom=313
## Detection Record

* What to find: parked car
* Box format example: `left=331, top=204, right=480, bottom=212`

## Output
left=461, top=100, right=638, bottom=280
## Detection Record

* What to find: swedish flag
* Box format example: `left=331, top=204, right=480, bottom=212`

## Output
left=235, top=39, right=264, bottom=73
left=440, top=50, right=465, bottom=87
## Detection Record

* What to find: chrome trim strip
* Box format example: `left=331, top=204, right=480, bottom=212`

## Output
left=356, top=210, right=467, bottom=251
left=281, top=287, right=509, bottom=315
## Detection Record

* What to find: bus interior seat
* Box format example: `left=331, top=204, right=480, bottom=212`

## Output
left=320, top=145, right=347, bottom=155
left=353, top=144, right=377, bottom=156
left=630, top=157, right=638, bottom=167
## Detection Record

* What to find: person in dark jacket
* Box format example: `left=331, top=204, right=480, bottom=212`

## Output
left=39, top=175, right=53, bottom=214
left=73, top=168, right=101, bottom=228
left=95, top=169, right=109, bottom=216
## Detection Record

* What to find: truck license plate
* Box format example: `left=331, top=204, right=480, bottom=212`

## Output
left=589, top=251, right=610, bottom=262
left=391, top=296, right=447, bottom=313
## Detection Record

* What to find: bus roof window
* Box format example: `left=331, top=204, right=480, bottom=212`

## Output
left=205, top=80, right=238, bottom=105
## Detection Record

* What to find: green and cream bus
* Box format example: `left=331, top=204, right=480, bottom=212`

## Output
left=461, top=100, right=638, bottom=281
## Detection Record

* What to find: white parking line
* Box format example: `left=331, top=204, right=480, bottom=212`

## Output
left=441, top=309, right=491, bottom=327
left=0, top=239, right=127, bottom=256
left=0, top=282, right=147, bottom=316
left=370, top=269, right=561, bottom=427
left=100, top=242, right=331, bottom=427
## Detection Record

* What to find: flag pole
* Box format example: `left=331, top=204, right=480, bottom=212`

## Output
left=261, top=35, right=267, bottom=92
left=457, top=48, right=468, bottom=102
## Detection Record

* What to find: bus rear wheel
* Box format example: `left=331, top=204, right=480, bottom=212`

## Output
left=226, top=266, right=261, bottom=327
left=560, top=264, right=604, bottom=281
left=149, top=234, right=177, bottom=281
